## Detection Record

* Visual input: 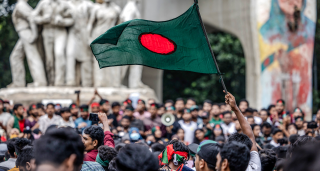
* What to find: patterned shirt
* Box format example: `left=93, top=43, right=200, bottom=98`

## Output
left=38, top=114, right=61, bottom=133
left=81, top=161, right=104, bottom=171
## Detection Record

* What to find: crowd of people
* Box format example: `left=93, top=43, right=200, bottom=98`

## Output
left=0, top=90, right=319, bottom=171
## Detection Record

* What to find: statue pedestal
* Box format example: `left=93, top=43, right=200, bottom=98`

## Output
left=0, top=87, right=158, bottom=106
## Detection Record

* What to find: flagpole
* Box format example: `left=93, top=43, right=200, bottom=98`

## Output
left=194, top=0, right=228, bottom=93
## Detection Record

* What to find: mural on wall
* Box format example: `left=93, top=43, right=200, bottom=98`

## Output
left=257, top=0, right=316, bottom=116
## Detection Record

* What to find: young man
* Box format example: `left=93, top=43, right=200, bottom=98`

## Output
left=58, top=107, right=75, bottom=128
left=178, top=109, right=197, bottom=144
left=195, top=142, right=221, bottom=171
left=275, top=99, right=289, bottom=118
left=247, top=116, right=255, bottom=125
left=109, top=102, right=121, bottom=128
left=175, top=98, right=185, bottom=113
left=216, top=142, right=251, bottom=171
left=295, top=116, right=305, bottom=136
left=250, top=124, right=263, bottom=147
left=209, top=104, right=222, bottom=125
left=165, top=100, right=174, bottom=108
left=99, top=99, right=110, bottom=114
left=123, top=106, right=144, bottom=134
left=259, top=109, right=271, bottom=124
left=25, top=104, right=38, bottom=130
left=7, top=104, right=25, bottom=134
left=0, top=138, right=17, bottom=170
left=224, top=91, right=261, bottom=171
left=185, top=98, right=196, bottom=109
left=159, top=139, right=192, bottom=171
left=15, top=146, right=34, bottom=171
left=144, top=103, right=164, bottom=134
left=267, top=105, right=279, bottom=126
left=75, top=105, right=92, bottom=130
left=69, top=103, right=79, bottom=121
left=33, top=128, right=84, bottom=171
left=244, top=108, right=262, bottom=124
left=203, top=100, right=213, bottom=113
left=83, top=113, right=114, bottom=161
left=190, top=105, right=203, bottom=126
left=97, top=146, right=118, bottom=170
left=37, top=103, right=61, bottom=133
left=261, top=122, right=272, bottom=144
left=133, top=100, right=151, bottom=120
left=259, top=149, right=277, bottom=171
left=220, top=111, right=236, bottom=137
left=269, top=128, right=283, bottom=148
left=238, top=99, right=249, bottom=113
left=91, top=102, right=100, bottom=113
left=0, top=100, right=13, bottom=134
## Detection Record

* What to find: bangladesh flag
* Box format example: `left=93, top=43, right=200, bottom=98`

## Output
left=90, top=2, right=218, bottom=74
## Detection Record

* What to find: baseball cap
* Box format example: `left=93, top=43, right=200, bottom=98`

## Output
left=99, top=99, right=109, bottom=105
left=200, top=111, right=209, bottom=119
left=197, top=143, right=221, bottom=166
left=190, top=105, right=199, bottom=111
left=188, top=143, right=199, bottom=155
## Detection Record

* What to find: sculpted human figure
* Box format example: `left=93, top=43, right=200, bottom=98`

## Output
left=66, top=0, right=94, bottom=87
left=7, top=0, right=47, bottom=88
left=87, top=0, right=120, bottom=87
left=33, top=0, right=74, bottom=86
left=120, top=0, right=148, bottom=88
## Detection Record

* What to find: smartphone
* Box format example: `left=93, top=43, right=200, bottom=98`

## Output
left=89, top=113, right=99, bottom=122
left=74, top=90, right=80, bottom=94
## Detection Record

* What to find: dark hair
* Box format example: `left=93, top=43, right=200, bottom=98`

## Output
left=267, top=105, right=276, bottom=115
left=261, top=122, right=272, bottom=129
left=34, top=128, right=84, bottom=168
left=250, top=124, right=259, bottom=131
left=115, top=143, right=126, bottom=152
left=222, top=111, right=232, bottom=117
left=165, top=100, right=174, bottom=104
left=245, top=108, right=254, bottom=114
left=204, top=100, right=213, bottom=105
left=46, top=103, right=55, bottom=108
left=239, top=99, right=249, bottom=107
left=198, top=155, right=216, bottom=170
left=272, top=146, right=288, bottom=159
left=287, top=135, right=314, bottom=158
left=98, top=146, right=118, bottom=171
left=60, top=107, right=70, bottom=114
left=14, top=138, right=31, bottom=156
left=16, top=146, right=34, bottom=169
left=168, top=139, right=189, bottom=154
left=260, top=109, right=268, bottom=115
left=247, top=115, right=254, bottom=119
left=228, top=133, right=252, bottom=151
left=109, top=158, right=118, bottom=171
left=176, top=98, right=184, bottom=103
left=276, top=99, right=285, bottom=105
left=115, top=144, right=159, bottom=171
left=212, top=103, right=220, bottom=108
left=220, top=142, right=250, bottom=171
left=289, top=134, right=299, bottom=144
left=193, top=128, right=205, bottom=144
left=272, top=128, right=283, bottom=136
left=259, top=149, right=277, bottom=171
left=187, top=98, right=196, bottom=103
left=84, top=125, right=104, bottom=148
left=151, top=143, right=165, bottom=153
left=112, top=102, right=121, bottom=108
left=7, top=138, right=17, bottom=157
left=13, top=104, right=23, bottom=111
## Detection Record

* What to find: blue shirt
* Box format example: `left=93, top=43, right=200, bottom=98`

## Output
left=75, top=118, right=92, bottom=129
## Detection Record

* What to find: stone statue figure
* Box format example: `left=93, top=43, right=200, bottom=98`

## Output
left=120, top=0, right=148, bottom=88
left=7, top=0, right=47, bottom=88
left=87, top=0, right=120, bottom=87
left=32, top=0, right=74, bottom=86
left=66, top=0, right=94, bottom=87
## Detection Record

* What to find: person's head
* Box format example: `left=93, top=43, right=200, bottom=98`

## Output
left=97, top=146, right=118, bottom=171
left=275, top=99, right=285, bottom=114
left=260, top=109, right=269, bottom=122
left=157, top=105, right=165, bottom=116
left=137, top=99, right=146, bottom=112
left=161, top=139, right=189, bottom=167
left=34, top=128, right=84, bottom=171
left=96, top=99, right=107, bottom=112
left=46, top=103, right=55, bottom=116
left=129, top=127, right=142, bottom=143
left=287, top=123, right=298, bottom=135
left=227, top=133, right=252, bottom=151
left=151, top=143, right=165, bottom=152
left=186, top=98, right=196, bottom=109
left=190, top=105, right=199, bottom=119
left=268, top=105, right=277, bottom=119
left=259, top=149, right=277, bottom=171
left=91, top=102, right=100, bottom=113
left=115, top=144, right=158, bottom=171
left=149, top=103, right=159, bottom=116
left=194, top=129, right=205, bottom=144
left=176, top=128, right=185, bottom=141
left=148, top=98, right=155, bottom=107
left=146, top=134, right=156, bottom=144
left=195, top=143, right=220, bottom=171
left=80, top=105, right=89, bottom=120
left=165, top=100, right=174, bottom=108
left=69, top=103, right=78, bottom=115
left=121, top=116, right=131, bottom=129
left=238, top=99, right=249, bottom=113
left=261, top=122, right=272, bottom=136
left=124, top=105, right=134, bottom=118
left=251, top=124, right=261, bottom=138
left=288, top=134, right=299, bottom=145
left=83, top=125, right=104, bottom=152
left=213, top=125, right=223, bottom=138
left=175, top=98, right=185, bottom=111
left=152, top=126, right=162, bottom=139
left=244, top=108, right=254, bottom=117
left=211, top=104, right=220, bottom=117
left=222, top=111, right=232, bottom=125
left=28, top=104, right=38, bottom=117
left=200, top=111, right=210, bottom=124
left=287, top=135, right=314, bottom=158
left=7, top=138, right=17, bottom=158
left=16, top=146, right=34, bottom=171
left=246, top=116, right=254, bottom=125
left=272, top=129, right=284, bottom=143
left=295, top=116, right=304, bottom=129
left=60, top=107, right=71, bottom=121
left=14, top=138, right=31, bottom=157
left=293, top=107, right=303, bottom=118
left=182, top=109, right=192, bottom=122
left=216, top=141, right=250, bottom=171
left=203, top=100, right=213, bottom=112
left=112, top=102, right=121, bottom=114
left=13, top=104, right=24, bottom=117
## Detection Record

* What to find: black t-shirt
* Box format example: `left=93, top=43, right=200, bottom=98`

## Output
left=108, top=114, right=118, bottom=128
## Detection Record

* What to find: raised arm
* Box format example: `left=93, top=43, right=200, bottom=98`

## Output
left=98, top=113, right=114, bottom=148
left=224, top=91, right=257, bottom=152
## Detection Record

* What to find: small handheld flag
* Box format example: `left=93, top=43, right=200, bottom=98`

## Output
left=90, top=0, right=227, bottom=92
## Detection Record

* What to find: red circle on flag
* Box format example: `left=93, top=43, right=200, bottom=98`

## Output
left=139, top=33, right=177, bottom=55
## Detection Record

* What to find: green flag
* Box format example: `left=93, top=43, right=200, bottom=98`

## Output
left=90, top=3, right=218, bottom=74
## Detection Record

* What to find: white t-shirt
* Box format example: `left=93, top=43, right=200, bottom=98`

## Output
left=220, top=122, right=236, bottom=135
left=246, top=151, right=261, bottom=171
left=178, top=120, right=197, bottom=144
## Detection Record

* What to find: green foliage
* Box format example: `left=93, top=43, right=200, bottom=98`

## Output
left=163, top=32, right=246, bottom=104
left=312, top=0, right=320, bottom=113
